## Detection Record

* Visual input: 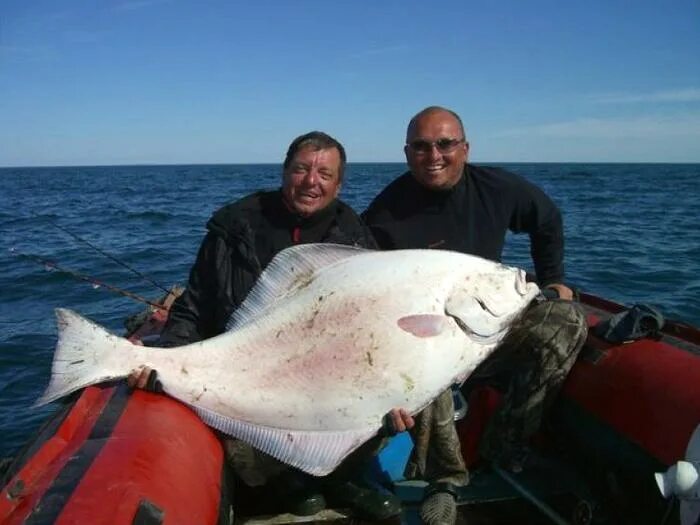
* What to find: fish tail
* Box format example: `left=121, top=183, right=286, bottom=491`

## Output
left=34, top=308, right=132, bottom=406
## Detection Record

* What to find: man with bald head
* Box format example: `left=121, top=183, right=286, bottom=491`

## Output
left=363, top=107, right=587, bottom=525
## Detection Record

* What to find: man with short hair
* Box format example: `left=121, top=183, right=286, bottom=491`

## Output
left=158, top=131, right=373, bottom=346
left=364, top=107, right=588, bottom=525
left=131, top=131, right=404, bottom=520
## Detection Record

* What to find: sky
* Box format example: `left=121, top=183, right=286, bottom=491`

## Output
left=1, top=0, right=699, bottom=166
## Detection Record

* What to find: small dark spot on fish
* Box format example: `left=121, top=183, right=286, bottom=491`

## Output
left=181, top=366, right=188, bottom=375
left=287, top=433, right=294, bottom=442
left=306, top=308, right=320, bottom=329
left=276, top=330, right=283, bottom=338
left=70, top=360, right=85, bottom=365
left=292, top=270, right=315, bottom=290
left=194, top=387, right=207, bottom=401
left=366, top=352, right=374, bottom=366
left=400, top=373, right=415, bottom=392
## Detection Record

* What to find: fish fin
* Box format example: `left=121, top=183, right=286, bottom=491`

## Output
left=397, top=314, right=450, bottom=337
left=192, top=404, right=375, bottom=476
left=227, top=243, right=369, bottom=331
left=34, top=308, right=130, bottom=406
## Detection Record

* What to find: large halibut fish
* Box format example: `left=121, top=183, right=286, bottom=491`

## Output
left=37, top=244, right=539, bottom=475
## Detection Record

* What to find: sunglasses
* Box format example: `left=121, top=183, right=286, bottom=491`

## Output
left=407, top=138, right=465, bottom=154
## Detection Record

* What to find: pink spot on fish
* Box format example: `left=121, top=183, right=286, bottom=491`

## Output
left=397, top=315, right=448, bottom=338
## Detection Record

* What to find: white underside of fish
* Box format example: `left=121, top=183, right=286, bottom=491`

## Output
left=37, top=244, right=539, bottom=475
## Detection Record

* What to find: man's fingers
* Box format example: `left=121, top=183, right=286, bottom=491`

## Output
left=127, top=366, right=142, bottom=388
left=136, top=366, right=152, bottom=389
left=545, top=283, right=574, bottom=301
left=391, top=409, right=406, bottom=433
left=560, top=287, right=574, bottom=301
left=382, top=408, right=414, bottom=436
left=382, top=410, right=400, bottom=436
left=399, top=409, right=415, bottom=431
left=127, top=366, right=152, bottom=390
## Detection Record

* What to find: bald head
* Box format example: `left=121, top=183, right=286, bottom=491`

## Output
left=403, top=106, right=469, bottom=191
left=406, top=106, right=466, bottom=144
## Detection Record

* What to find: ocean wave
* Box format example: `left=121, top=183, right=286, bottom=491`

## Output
left=124, top=210, right=174, bottom=221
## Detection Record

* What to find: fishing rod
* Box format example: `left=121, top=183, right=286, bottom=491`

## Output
left=10, top=248, right=168, bottom=311
left=28, top=212, right=170, bottom=294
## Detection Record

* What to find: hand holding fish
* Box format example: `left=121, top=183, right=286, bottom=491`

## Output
left=545, top=283, right=573, bottom=300
left=383, top=408, right=415, bottom=436
left=127, top=366, right=163, bottom=393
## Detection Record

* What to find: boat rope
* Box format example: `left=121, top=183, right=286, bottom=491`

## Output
left=10, top=248, right=168, bottom=310
left=28, top=212, right=170, bottom=294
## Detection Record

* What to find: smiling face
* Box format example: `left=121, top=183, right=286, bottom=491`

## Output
left=404, top=109, right=469, bottom=191
left=282, top=146, right=342, bottom=216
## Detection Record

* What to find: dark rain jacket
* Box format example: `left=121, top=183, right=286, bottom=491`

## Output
left=159, top=190, right=376, bottom=347
left=362, top=165, right=565, bottom=286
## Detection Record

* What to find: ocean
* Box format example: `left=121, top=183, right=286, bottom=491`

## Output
left=1, top=162, right=698, bottom=459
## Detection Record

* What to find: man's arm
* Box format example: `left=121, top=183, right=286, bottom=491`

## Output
left=507, top=174, right=567, bottom=290
left=158, top=233, right=223, bottom=347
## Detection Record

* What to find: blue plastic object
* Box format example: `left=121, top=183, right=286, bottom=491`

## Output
left=366, top=432, right=414, bottom=486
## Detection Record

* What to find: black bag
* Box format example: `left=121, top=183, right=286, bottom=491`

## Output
left=594, top=304, right=665, bottom=343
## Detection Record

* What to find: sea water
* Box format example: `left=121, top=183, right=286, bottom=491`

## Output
left=1, top=162, right=698, bottom=457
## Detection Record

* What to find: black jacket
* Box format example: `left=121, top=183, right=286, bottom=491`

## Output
left=362, top=165, right=565, bottom=286
left=159, top=190, right=376, bottom=346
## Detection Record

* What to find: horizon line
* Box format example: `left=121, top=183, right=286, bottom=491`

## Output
left=2, top=160, right=700, bottom=170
